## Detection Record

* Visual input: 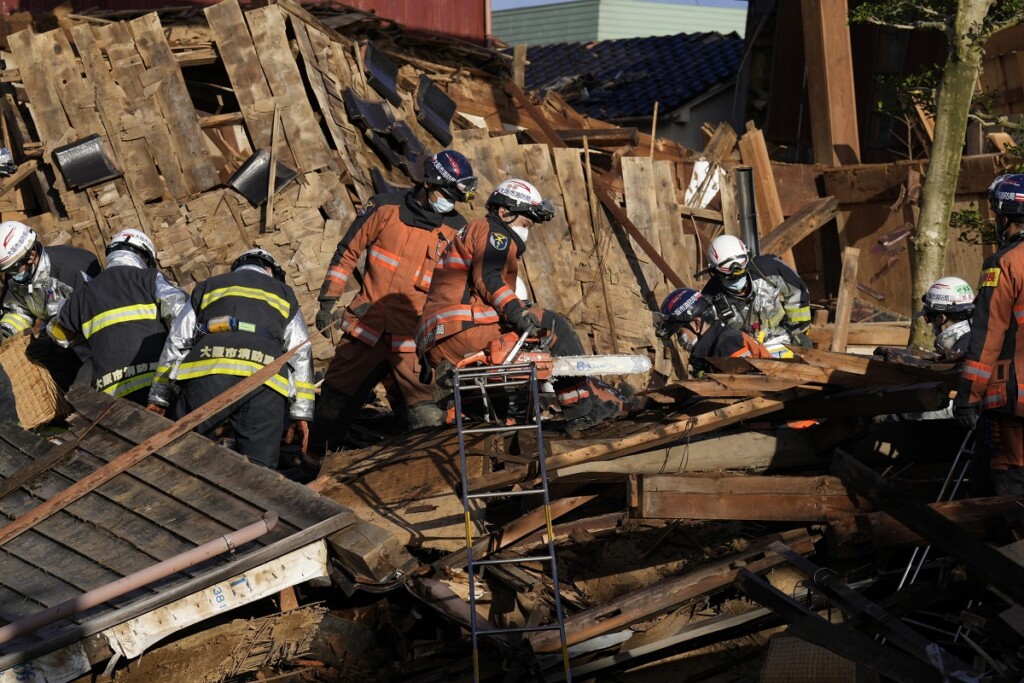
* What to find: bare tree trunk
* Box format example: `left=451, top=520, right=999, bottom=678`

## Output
left=909, top=0, right=994, bottom=348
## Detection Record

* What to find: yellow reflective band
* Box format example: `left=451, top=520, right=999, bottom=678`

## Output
left=104, top=372, right=155, bottom=398
left=295, top=381, right=315, bottom=402
left=49, top=322, right=72, bottom=342
left=980, top=267, right=1001, bottom=288
left=1, top=313, right=32, bottom=333
left=784, top=306, right=812, bottom=322
left=201, top=286, right=289, bottom=318
left=81, top=304, right=158, bottom=339
left=177, top=357, right=291, bottom=397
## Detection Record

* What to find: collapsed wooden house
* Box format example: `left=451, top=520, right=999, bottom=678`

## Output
left=1, top=0, right=1023, bottom=680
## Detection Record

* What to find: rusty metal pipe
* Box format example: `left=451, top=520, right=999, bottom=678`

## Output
left=0, top=511, right=278, bottom=646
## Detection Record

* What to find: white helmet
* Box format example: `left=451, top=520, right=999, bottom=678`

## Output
left=487, top=179, right=555, bottom=223
left=706, top=235, right=750, bottom=293
left=0, top=220, right=37, bottom=272
left=922, top=276, right=975, bottom=317
left=106, top=228, right=157, bottom=267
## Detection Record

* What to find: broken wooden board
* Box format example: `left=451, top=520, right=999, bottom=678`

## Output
left=637, top=474, right=867, bottom=521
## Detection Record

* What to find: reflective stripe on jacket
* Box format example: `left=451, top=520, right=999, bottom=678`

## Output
left=416, top=214, right=529, bottom=354
left=957, top=237, right=1024, bottom=416
left=318, top=190, right=466, bottom=351
left=0, top=245, right=100, bottom=335
left=701, top=254, right=811, bottom=339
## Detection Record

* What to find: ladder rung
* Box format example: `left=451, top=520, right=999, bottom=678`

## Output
left=475, top=554, right=552, bottom=567
left=461, top=424, right=536, bottom=435
left=482, top=624, right=562, bottom=636
left=468, top=488, right=543, bottom=500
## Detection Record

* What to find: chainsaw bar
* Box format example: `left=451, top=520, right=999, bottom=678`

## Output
left=551, top=354, right=652, bottom=377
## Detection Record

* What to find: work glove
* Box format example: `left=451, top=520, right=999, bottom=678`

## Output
left=953, top=403, right=979, bottom=431
left=790, top=331, right=813, bottom=348
left=285, top=419, right=310, bottom=455
left=146, top=403, right=167, bottom=417
left=315, top=300, right=341, bottom=340
left=512, top=309, right=542, bottom=335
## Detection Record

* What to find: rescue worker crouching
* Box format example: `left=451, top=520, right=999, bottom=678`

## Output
left=954, top=174, right=1024, bottom=495
left=656, top=287, right=770, bottom=377
left=700, top=235, right=811, bottom=356
left=918, top=276, right=974, bottom=360
left=416, top=178, right=628, bottom=430
left=47, top=229, right=187, bottom=405
left=146, top=248, right=314, bottom=470
left=312, top=150, right=476, bottom=453
left=0, top=220, right=101, bottom=392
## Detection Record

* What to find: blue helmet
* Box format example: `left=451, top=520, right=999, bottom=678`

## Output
left=422, top=150, right=477, bottom=202
left=656, top=288, right=713, bottom=338
left=988, top=174, right=1024, bottom=243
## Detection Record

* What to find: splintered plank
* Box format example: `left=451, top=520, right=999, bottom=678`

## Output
left=519, top=144, right=580, bottom=318
left=72, top=24, right=164, bottom=203
left=831, top=246, right=860, bottom=353
left=638, top=474, right=867, bottom=521
left=622, top=156, right=668, bottom=305
left=99, top=22, right=191, bottom=200
left=290, top=17, right=372, bottom=199
left=653, top=159, right=695, bottom=288
left=552, top=147, right=596, bottom=253
left=247, top=5, right=332, bottom=173
left=6, top=29, right=88, bottom=214
left=206, top=0, right=292, bottom=167
left=129, top=12, right=219, bottom=195
left=760, top=196, right=838, bottom=257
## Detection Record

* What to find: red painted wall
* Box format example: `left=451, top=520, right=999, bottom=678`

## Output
left=1, top=0, right=489, bottom=43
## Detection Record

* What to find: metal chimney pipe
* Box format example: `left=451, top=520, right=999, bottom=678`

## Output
left=0, top=511, right=279, bottom=646
left=735, top=167, right=760, bottom=257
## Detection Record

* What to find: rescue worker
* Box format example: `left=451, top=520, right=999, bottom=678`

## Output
left=954, top=174, right=1024, bottom=494
left=46, top=229, right=187, bottom=405
left=919, top=276, right=975, bottom=360
left=147, top=248, right=314, bottom=469
left=0, top=220, right=100, bottom=390
left=700, top=235, right=811, bottom=356
left=417, top=178, right=627, bottom=430
left=656, top=287, right=771, bottom=376
left=311, top=150, right=476, bottom=451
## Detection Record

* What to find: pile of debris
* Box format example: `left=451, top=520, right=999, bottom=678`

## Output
left=0, top=1, right=1022, bottom=681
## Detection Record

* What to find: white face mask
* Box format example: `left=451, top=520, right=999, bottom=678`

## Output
left=722, top=274, right=749, bottom=293
left=430, top=195, right=454, bottom=214
left=511, top=225, right=529, bottom=243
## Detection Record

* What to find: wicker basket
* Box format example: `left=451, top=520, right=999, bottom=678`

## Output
left=0, top=334, right=71, bottom=429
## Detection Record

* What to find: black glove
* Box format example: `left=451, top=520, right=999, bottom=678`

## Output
left=315, top=300, right=340, bottom=339
left=953, top=403, right=979, bottom=431
left=512, top=309, right=541, bottom=335
left=790, top=331, right=813, bottom=348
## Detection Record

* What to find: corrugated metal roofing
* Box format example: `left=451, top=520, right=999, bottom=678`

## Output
left=523, top=30, right=743, bottom=120
left=493, top=0, right=746, bottom=46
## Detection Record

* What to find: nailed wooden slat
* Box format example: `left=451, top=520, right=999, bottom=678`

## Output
left=247, top=5, right=333, bottom=173
left=100, top=22, right=191, bottom=201
left=72, top=24, right=165, bottom=204
left=622, top=156, right=669, bottom=307
left=129, top=12, right=219, bottom=195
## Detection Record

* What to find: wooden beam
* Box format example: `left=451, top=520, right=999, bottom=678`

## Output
left=528, top=529, right=815, bottom=653
left=800, top=0, right=860, bottom=165
left=831, top=246, right=860, bottom=353
left=512, top=44, right=527, bottom=88
left=198, top=111, right=246, bottom=128
left=738, top=123, right=794, bottom=267
left=820, top=154, right=1003, bottom=204
left=807, top=322, right=909, bottom=348
left=826, top=495, right=1024, bottom=557
left=678, top=203, right=724, bottom=224
left=833, top=450, right=1024, bottom=605
left=0, top=343, right=307, bottom=548
left=0, top=159, right=37, bottom=200
left=557, top=127, right=639, bottom=147
left=638, top=474, right=867, bottom=521
left=759, top=196, right=838, bottom=257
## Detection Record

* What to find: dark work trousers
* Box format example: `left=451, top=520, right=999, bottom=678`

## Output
left=0, top=364, right=17, bottom=423
left=173, top=374, right=287, bottom=469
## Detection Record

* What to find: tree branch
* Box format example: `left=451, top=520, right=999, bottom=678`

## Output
left=857, top=16, right=948, bottom=31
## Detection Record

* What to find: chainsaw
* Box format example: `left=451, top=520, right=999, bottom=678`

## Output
left=454, top=328, right=651, bottom=380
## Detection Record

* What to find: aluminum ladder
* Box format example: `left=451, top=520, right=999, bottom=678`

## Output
left=453, top=360, right=572, bottom=682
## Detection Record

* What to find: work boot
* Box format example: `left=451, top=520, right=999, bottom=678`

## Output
left=309, top=384, right=352, bottom=455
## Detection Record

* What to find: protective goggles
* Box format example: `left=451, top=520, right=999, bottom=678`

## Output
left=437, top=176, right=479, bottom=203
left=517, top=199, right=556, bottom=224
left=2, top=252, right=32, bottom=275
left=714, top=261, right=748, bottom=281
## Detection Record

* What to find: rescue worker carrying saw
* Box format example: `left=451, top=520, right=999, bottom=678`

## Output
left=0, top=220, right=100, bottom=391
left=656, top=287, right=770, bottom=377
left=147, top=248, right=314, bottom=469
left=700, top=235, right=811, bottom=356
left=416, top=179, right=627, bottom=430
left=954, top=174, right=1024, bottom=494
left=312, top=150, right=476, bottom=452
left=46, top=229, right=187, bottom=406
